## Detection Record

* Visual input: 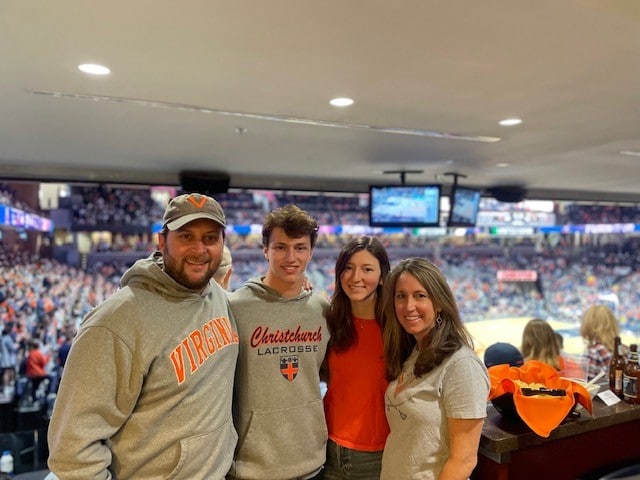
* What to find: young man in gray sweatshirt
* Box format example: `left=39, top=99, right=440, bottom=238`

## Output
left=228, top=204, right=329, bottom=480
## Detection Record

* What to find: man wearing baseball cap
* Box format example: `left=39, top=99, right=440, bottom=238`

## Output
left=48, top=192, right=239, bottom=480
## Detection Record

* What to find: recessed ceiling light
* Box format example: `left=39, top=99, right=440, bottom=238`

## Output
left=495, top=162, right=510, bottom=168
left=499, top=118, right=522, bottom=126
left=78, top=63, right=111, bottom=75
left=329, top=97, right=354, bottom=107
left=619, top=150, right=640, bottom=157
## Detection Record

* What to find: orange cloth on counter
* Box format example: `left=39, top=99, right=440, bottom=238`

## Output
left=488, top=360, right=593, bottom=438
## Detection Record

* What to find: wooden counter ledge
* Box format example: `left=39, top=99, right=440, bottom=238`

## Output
left=473, top=398, right=640, bottom=480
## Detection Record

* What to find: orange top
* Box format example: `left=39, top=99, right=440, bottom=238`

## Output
left=323, top=316, right=389, bottom=451
left=26, top=348, right=50, bottom=378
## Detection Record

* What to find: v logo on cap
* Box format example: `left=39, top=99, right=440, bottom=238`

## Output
left=187, top=195, right=208, bottom=209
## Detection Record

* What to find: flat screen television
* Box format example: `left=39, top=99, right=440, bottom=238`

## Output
left=369, top=184, right=441, bottom=227
left=447, top=185, right=482, bottom=227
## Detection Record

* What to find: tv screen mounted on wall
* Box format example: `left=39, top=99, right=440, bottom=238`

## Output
left=447, top=185, right=481, bottom=227
left=369, top=184, right=441, bottom=227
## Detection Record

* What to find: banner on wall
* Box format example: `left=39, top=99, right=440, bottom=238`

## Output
left=0, top=205, right=53, bottom=232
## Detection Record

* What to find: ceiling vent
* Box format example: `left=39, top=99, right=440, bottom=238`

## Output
left=180, top=171, right=230, bottom=195
left=487, top=186, right=527, bottom=203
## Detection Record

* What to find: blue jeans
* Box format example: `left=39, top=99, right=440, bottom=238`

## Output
left=323, top=439, right=383, bottom=480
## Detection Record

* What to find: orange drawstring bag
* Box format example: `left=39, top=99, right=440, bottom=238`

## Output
left=488, top=360, right=593, bottom=437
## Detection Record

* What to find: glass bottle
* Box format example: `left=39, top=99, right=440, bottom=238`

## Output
left=0, top=450, right=13, bottom=480
left=609, top=336, right=626, bottom=399
left=623, top=343, right=640, bottom=404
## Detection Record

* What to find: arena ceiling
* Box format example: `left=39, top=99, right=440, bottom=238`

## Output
left=2, top=1, right=640, bottom=202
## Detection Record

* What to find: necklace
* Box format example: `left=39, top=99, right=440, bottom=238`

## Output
left=355, top=317, right=375, bottom=328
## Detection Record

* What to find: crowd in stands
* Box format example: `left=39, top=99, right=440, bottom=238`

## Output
left=4, top=236, right=639, bottom=365
left=71, top=186, right=166, bottom=229
left=561, top=204, right=640, bottom=225
left=7, top=183, right=640, bottom=231
left=0, top=248, right=119, bottom=404
left=2, top=239, right=639, bottom=407
left=93, top=233, right=157, bottom=253
left=3, top=184, right=640, bottom=408
left=70, top=187, right=369, bottom=230
left=0, top=183, right=39, bottom=215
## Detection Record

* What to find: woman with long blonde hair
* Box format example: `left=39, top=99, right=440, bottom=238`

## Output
left=580, top=304, right=621, bottom=381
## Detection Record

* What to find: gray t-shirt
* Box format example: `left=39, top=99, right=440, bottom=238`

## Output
left=381, top=345, right=489, bottom=480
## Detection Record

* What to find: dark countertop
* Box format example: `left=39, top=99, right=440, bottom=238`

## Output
left=480, top=397, right=640, bottom=456
left=14, top=471, right=50, bottom=480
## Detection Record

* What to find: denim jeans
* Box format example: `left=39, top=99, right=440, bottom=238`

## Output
left=323, top=439, right=383, bottom=480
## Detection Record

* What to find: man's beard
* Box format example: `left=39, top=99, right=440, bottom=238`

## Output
left=162, top=247, right=220, bottom=291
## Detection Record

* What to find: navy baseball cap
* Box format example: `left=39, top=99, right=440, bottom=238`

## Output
left=484, top=342, right=524, bottom=368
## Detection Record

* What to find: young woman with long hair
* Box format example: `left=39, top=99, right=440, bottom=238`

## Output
left=322, top=236, right=391, bottom=479
left=521, top=318, right=563, bottom=370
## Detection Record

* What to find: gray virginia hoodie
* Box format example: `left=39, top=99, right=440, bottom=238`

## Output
left=228, top=278, right=329, bottom=480
left=48, top=253, right=239, bottom=479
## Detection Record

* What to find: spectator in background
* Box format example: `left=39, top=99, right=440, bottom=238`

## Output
left=1, top=324, right=18, bottom=397
left=381, top=258, right=489, bottom=480
left=228, top=205, right=329, bottom=480
left=521, top=318, right=562, bottom=370
left=47, top=193, right=239, bottom=479
left=580, top=304, right=621, bottom=381
left=322, top=236, right=391, bottom=479
left=25, top=338, right=51, bottom=403
left=483, top=341, right=524, bottom=368
left=53, top=327, right=76, bottom=392
left=56, top=332, right=74, bottom=371
left=214, top=245, right=233, bottom=291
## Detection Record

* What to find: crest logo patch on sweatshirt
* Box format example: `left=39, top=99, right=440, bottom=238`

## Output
left=280, top=355, right=299, bottom=381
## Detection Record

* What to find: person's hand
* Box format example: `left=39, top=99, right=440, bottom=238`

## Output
left=302, top=275, right=314, bottom=292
